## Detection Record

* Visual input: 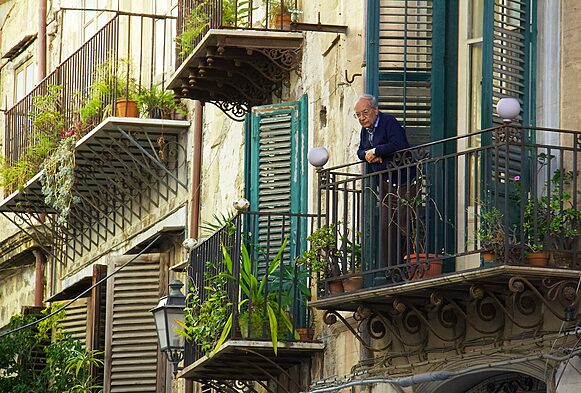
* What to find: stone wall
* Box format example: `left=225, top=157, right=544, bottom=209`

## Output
left=0, top=263, right=35, bottom=327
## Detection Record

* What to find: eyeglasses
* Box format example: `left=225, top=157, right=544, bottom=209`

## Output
left=354, top=108, right=373, bottom=119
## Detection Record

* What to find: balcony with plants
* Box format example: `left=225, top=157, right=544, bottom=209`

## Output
left=169, top=0, right=346, bottom=121
left=179, top=211, right=323, bottom=387
left=307, top=120, right=581, bottom=329
left=0, top=12, right=190, bottom=269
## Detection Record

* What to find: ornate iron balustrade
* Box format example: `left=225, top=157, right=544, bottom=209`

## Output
left=315, top=124, right=581, bottom=298
left=177, top=0, right=299, bottom=66
left=3, top=12, right=177, bottom=192
left=184, top=211, right=316, bottom=366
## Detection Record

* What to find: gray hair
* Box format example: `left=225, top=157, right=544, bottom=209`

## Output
left=355, top=94, right=378, bottom=109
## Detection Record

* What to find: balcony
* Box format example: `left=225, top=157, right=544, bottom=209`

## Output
left=169, top=0, right=346, bottom=120
left=180, top=211, right=323, bottom=386
left=0, top=13, right=189, bottom=268
left=307, top=124, right=581, bottom=363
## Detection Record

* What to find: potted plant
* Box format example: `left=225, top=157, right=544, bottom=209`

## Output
left=263, top=0, right=295, bottom=29
left=177, top=0, right=245, bottom=57
left=82, top=58, right=138, bottom=119
left=523, top=196, right=550, bottom=266
left=543, top=169, right=581, bottom=267
left=297, top=224, right=344, bottom=294
left=211, top=238, right=297, bottom=356
left=136, top=85, right=179, bottom=119
left=341, top=234, right=363, bottom=292
left=385, top=165, right=443, bottom=278
left=176, top=261, right=231, bottom=356
left=478, top=207, right=505, bottom=263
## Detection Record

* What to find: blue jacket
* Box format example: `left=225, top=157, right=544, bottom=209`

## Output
left=357, top=112, right=413, bottom=179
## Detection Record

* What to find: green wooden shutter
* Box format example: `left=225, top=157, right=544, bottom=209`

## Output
left=483, top=0, right=536, bottom=127
left=376, top=0, right=433, bottom=146
left=246, top=97, right=308, bottom=268
left=482, top=0, right=536, bottom=183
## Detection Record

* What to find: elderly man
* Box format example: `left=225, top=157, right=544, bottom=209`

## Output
left=355, top=94, right=414, bottom=267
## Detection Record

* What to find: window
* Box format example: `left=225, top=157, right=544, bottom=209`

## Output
left=82, top=0, right=110, bottom=42
left=14, top=58, right=34, bottom=103
left=154, top=0, right=178, bottom=82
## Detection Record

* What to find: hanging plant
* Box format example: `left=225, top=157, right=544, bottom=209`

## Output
left=41, top=130, right=80, bottom=225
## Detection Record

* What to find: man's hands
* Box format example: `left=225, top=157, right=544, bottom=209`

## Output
left=364, top=150, right=383, bottom=164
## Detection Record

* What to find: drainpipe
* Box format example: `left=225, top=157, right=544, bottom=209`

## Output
left=189, top=100, right=203, bottom=240
left=185, top=99, right=203, bottom=393
left=32, top=250, right=46, bottom=307
left=38, top=0, right=47, bottom=80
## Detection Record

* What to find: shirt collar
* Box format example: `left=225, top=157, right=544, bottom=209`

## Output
left=366, top=114, right=380, bottom=132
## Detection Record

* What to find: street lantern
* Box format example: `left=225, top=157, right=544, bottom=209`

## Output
left=151, top=279, right=186, bottom=376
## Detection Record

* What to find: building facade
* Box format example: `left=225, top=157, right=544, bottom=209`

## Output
left=1, top=0, right=581, bottom=392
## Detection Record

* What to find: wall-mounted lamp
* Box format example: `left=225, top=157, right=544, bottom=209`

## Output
left=308, top=147, right=329, bottom=168
left=151, top=280, right=186, bottom=377
left=496, top=97, right=521, bottom=122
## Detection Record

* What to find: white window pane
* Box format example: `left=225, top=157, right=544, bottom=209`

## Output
left=16, top=70, right=25, bottom=102
left=25, top=63, right=35, bottom=94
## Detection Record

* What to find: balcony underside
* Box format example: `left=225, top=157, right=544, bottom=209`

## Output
left=310, top=265, right=581, bottom=314
left=178, top=340, right=324, bottom=381
left=168, top=29, right=303, bottom=121
left=0, top=117, right=190, bottom=266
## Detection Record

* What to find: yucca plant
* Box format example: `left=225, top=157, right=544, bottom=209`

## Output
left=212, top=237, right=297, bottom=356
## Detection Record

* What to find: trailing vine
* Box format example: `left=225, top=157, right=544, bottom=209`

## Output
left=41, top=132, right=79, bottom=225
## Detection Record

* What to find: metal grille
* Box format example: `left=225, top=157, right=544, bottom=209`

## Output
left=378, top=0, right=432, bottom=146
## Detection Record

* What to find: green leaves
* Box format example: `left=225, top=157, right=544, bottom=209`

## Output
left=0, top=308, right=103, bottom=393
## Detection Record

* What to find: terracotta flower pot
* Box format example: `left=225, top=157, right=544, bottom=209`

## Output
left=115, top=99, right=139, bottom=117
left=481, top=251, right=495, bottom=262
left=296, top=327, right=314, bottom=341
left=404, top=254, right=443, bottom=279
left=526, top=252, right=549, bottom=267
left=328, top=279, right=344, bottom=294
left=342, top=275, right=363, bottom=292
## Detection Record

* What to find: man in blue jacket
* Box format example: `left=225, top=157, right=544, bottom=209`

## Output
left=355, top=94, right=414, bottom=268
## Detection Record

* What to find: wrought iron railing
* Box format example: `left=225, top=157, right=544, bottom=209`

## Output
left=184, top=211, right=316, bottom=365
left=316, top=124, right=581, bottom=297
left=177, top=0, right=299, bottom=65
left=3, top=12, right=177, bottom=192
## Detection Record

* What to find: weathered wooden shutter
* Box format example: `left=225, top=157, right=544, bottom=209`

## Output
left=247, top=98, right=308, bottom=269
left=61, top=298, right=89, bottom=345
left=377, top=0, right=433, bottom=146
left=105, top=254, right=166, bottom=393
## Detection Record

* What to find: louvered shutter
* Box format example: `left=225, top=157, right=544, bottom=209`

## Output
left=247, top=100, right=307, bottom=270
left=105, top=254, right=165, bottom=393
left=61, top=298, right=89, bottom=345
left=483, top=0, right=535, bottom=186
left=378, top=0, right=433, bottom=146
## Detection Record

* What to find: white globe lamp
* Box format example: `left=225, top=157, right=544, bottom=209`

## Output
left=308, top=147, right=329, bottom=168
left=496, top=98, right=521, bottom=122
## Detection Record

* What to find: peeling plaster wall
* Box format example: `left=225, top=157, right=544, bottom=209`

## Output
left=198, top=104, right=245, bottom=224
left=0, top=263, right=35, bottom=326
